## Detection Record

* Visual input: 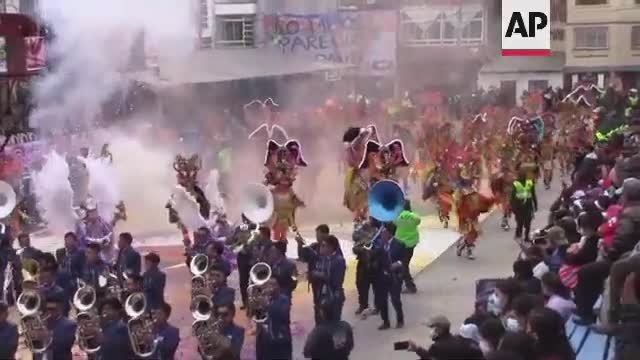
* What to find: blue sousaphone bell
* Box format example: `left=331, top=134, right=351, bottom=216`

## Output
left=368, top=180, right=405, bottom=222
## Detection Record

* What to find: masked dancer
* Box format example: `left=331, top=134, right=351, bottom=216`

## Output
left=422, top=155, right=454, bottom=228
left=454, top=158, right=494, bottom=260
left=342, top=126, right=378, bottom=225
left=263, top=138, right=307, bottom=244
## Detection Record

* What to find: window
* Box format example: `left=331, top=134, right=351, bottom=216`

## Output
left=552, top=28, right=565, bottom=41
left=574, top=27, right=608, bottom=49
left=460, top=10, right=483, bottom=44
left=401, top=7, right=485, bottom=46
left=551, top=0, right=567, bottom=22
left=576, top=0, right=607, bottom=5
left=215, top=16, right=255, bottom=47
left=633, top=26, right=640, bottom=49
left=200, top=0, right=209, bottom=31
left=528, top=80, right=549, bottom=92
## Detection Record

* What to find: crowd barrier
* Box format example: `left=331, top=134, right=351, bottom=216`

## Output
left=566, top=319, right=615, bottom=360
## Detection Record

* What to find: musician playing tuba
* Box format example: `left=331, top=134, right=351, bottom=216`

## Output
left=73, top=279, right=102, bottom=355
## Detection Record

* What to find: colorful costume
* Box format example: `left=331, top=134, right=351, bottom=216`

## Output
left=360, top=138, right=410, bottom=185
left=263, top=139, right=306, bottom=241
left=422, top=160, right=454, bottom=228
left=455, top=160, right=494, bottom=259
left=490, top=163, right=514, bottom=230
left=342, top=126, right=378, bottom=223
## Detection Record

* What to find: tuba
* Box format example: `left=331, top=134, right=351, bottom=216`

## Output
left=247, top=262, right=273, bottom=323
left=192, top=316, right=232, bottom=360
left=17, top=289, right=52, bottom=354
left=125, top=292, right=158, bottom=358
left=73, top=280, right=102, bottom=354
left=240, top=183, right=274, bottom=225
left=368, top=180, right=405, bottom=222
left=0, top=180, right=17, bottom=218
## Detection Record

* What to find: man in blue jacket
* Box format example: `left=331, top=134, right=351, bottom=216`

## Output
left=151, top=302, right=181, bottom=360
left=373, top=222, right=405, bottom=330
left=143, top=252, right=166, bottom=310
left=115, top=232, right=141, bottom=280
left=312, top=235, right=346, bottom=321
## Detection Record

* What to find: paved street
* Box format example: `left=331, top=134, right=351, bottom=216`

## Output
left=14, top=176, right=559, bottom=359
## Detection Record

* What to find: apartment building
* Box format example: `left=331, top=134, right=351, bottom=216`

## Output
left=565, top=0, right=640, bottom=90
left=397, top=0, right=497, bottom=93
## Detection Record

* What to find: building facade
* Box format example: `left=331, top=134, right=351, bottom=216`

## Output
left=565, top=0, right=640, bottom=90
left=477, top=0, right=567, bottom=106
left=397, top=0, right=499, bottom=94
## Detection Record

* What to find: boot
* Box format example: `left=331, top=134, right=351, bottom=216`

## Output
left=500, top=216, right=509, bottom=231
left=466, top=244, right=475, bottom=260
left=456, top=237, right=467, bottom=257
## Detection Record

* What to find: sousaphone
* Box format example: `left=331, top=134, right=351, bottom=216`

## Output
left=0, top=180, right=17, bottom=218
left=240, top=183, right=274, bottom=224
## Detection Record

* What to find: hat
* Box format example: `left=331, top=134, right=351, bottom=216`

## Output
left=459, top=324, right=480, bottom=342
left=427, top=315, right=451, bottom=329
left=546, top=226, right=569, bottom=246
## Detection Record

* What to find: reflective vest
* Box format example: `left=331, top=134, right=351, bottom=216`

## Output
left=513, top=180, right=534, bottom=200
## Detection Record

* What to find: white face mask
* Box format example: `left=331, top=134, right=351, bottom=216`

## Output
left=505, top=317, right=521, bottom=332
left=479, top=340, right=492, bottom=355
left=487, top=293, right=504, bottom=316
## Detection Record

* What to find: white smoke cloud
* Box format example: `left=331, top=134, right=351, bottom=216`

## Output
left=29, top=1, right=197, bottom=237
left=31, top=0, right=195, bottom=132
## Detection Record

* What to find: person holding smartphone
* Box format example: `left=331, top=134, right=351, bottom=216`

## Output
left=405, top=316, right=483, bottom=359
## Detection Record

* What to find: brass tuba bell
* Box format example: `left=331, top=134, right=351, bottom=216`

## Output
left=125, top=292, right=157, bottom=358
left=17, top=289, right=52, bottom=354
left=190, top=253, right=209, bottom=277
left=240, top=183, right=274, bottom=224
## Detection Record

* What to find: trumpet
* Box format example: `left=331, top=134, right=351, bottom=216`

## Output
left=247, top=262, right=273, bottom=323
left=125, top=292, right=158, bottom=358
left=73, top=280, right=102, bottom=354
left=17, top=289, right=52, bottom=354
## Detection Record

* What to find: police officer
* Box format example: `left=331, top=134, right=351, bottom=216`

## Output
left=143, top=252, right=166, bottom=310
left=35, top=292, right=77, bottom=360
left=216, top=302, right=245, bottom=358
left=256, top=278, right=292, bottom=360
left=0, top=302, right=18, bottom=360
left=150, top=302, right=181, bottom=360
left=115, top=232, right=141, bottom=280
left=511, top=168, right=538, bottom=243
left=394, top=200, right=421, bottom=293
left=373, top=223, right=405, bottom=330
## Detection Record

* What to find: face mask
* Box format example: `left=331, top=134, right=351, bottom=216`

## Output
left=505, top=317, right=521, bottom=332
left=479, top=340, right=492, bottom=355
left=487, top=293, right=504, bottom=316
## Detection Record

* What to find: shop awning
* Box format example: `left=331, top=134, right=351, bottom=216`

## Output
left=129, top=46, right=352, bottom=88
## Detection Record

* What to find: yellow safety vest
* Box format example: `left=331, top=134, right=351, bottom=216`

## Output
left=513, top=180, right=534, bottom=200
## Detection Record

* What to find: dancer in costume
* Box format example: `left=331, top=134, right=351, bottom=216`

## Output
left=490, top=160, right=515, bottom=231
left=263, top=138, right=307, bottom=242
left=422, top=156, right=454, bottom=228
left=342, top=126, right=378, bottom=224
left=454, top=157, right=494, bottom=260
left=75, top=197, right=126, bottom=262
left=166, top=154, right=211, bottom=242
left=360, top=137, right=410, bottom=185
